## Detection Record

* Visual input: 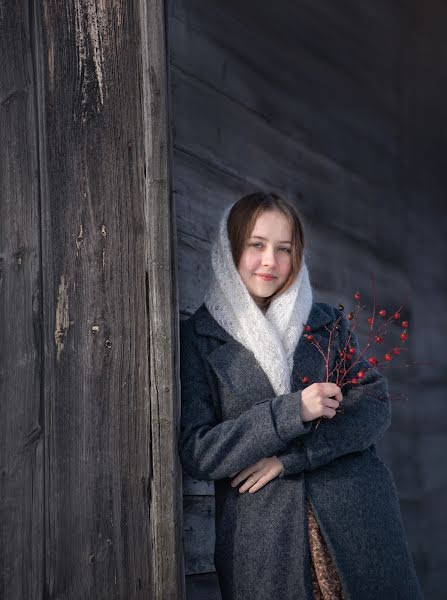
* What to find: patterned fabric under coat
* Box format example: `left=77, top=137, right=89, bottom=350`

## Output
left=307, top=500, right=345, bottom=600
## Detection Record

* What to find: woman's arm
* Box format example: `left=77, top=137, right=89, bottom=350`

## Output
left=277, top=309, right=391, bottom=478
left=179, top=318, right=313, bottom=481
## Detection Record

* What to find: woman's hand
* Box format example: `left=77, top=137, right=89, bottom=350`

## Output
left=229, top=456, right=284, bottom=493
left=300, top=382, right=343, bottom=422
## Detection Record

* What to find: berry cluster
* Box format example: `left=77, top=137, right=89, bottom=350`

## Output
left=300, top=290, right=410, bottom=391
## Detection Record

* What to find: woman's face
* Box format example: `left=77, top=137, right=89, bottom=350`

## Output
left=237, top=210, right=293, bottom=302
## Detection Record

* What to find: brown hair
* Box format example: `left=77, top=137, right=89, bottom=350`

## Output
left=227, top=191, right=306, bottom=312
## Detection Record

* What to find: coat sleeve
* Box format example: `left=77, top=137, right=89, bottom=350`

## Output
left=277, top=309, right=391, bottom=478
left=179, top=318, right=313, bottom=481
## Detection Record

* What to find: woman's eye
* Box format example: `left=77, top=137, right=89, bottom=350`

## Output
left=249, top=243, right=291, bottom=253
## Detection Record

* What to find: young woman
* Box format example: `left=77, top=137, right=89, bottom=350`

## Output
left=179, top=192, right=423, bottom=600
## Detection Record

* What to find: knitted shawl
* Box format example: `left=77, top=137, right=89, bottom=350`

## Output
left=204, top=203, right=313, bottom=396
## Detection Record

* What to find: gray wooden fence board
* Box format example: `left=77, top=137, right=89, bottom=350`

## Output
left=0, top=3, right=44, bottom=598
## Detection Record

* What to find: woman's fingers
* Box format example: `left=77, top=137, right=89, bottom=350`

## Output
left=323, top=383, right=343, bottom=402
left=323, top=407, right=337, bottom=418
left=325, top=397, right=341, bottom=409
left=238, top=472, right=262, bottom=493
left=244, top=475, right=270, bottom=494
left=333, top=388, right=343, bottom=402
left=231, top=457, right=283, bottom=493
left=231, top=464, right=261, bottom=487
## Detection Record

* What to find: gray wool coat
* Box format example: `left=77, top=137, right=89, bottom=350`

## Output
left=179, top=301, right=423, bottom=600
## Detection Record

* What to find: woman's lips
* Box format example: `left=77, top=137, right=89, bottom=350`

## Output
left=256, top=274, right=276, bottom=281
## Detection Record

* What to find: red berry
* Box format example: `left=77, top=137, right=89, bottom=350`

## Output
left=339, top=352, right=346, bottom=359
left=354, top=291, right=361, bottom=301
left=367, top=317, right=374, bottom=325
left=379, top=309, right=386, bottom=317
left=393, top=312, right=401, bottom=320
left=306, top=334, right=314, bottom=342
left=384, top=354, right=392, bottom=361
left=351, top=378, right=358, bottom=384
left=368, top=357, right=378, bottom=365
left=348, top=312, right=354, bottom=320
left=349, top=347, right=356, bottom=355
left=400, top=332, right=408, bottom=341
left=401, top=321, right=409, bottom=328
left=302, top=376, right=310, bottom=384
left=357, top=371, right=365, bottom=379
left=375, top=336, right=383, bottom=343
left=392, top=347, right=401, bottom=355
left=304, top=325, right=311, bottom=332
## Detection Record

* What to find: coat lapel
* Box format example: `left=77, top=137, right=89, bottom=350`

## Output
left=192, top=302, right=338, bottom=416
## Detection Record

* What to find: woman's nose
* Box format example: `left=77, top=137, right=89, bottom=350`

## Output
left=261, top=248, right=276, bottom=266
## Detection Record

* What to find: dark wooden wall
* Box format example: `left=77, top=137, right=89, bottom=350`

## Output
left=170, top=1, right=447, bottom=598
left=0, top=1, right=183, bottom=599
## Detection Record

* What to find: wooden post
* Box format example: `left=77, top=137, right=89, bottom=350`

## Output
left=0, top=1, right=184, bottom=598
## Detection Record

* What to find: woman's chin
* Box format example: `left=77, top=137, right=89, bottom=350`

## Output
left=249, top=288, right=278, bottom=301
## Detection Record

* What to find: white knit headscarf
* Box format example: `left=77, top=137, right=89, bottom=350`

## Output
left=204, top=203, right=313, bottom=396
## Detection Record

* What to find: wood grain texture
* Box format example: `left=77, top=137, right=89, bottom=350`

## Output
left=182, top=496, right=216, bottom=575
left=141, top=0, right=185, bottom=597
left=0, top=3, right=44, bottom=599
left=1, top=0, right=184, bottom=598
left=170, top=0, right=400, bottom=185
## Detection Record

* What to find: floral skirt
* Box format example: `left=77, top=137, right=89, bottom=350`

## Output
left=306, top=500, right=346, bottom=600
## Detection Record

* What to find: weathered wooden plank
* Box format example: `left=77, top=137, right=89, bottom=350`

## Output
left=183, top=475, right=214, bottom=497
left=185, top=572, right=221, bottom=600
left=172, top=0, right=399, bottom=114
left=140, top=0, right=186, bottom=597
left=170, top=0, right=399, bottom=187
left=172, top=11, right=397, bottom=185
left=0, top=3, right=44, bottom=599
left=405, top=291, right=447, bottom=385
left=223, top=0, right=400, bottom=106
left=171, top=71, right=405, bottom=265
left=183, top=496, right=216, bottom=575
left=2, top=0, right=184, bottom=598
left=391, top=384, right=447, bottom=434
left=33, top=1, right=156, bottom=596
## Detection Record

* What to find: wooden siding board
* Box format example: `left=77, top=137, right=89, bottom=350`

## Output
left=35, top=1, right=155, bottom=596
left=0, top=3, right=44, bottom=598
left=172, top=73, right=404, bottom=264
left=170, top=1, right=400, bottom=166
left=185, top=572, right=222, bottom=600
left=169, top=15, right=398, bottom=189
left=183, top=496, right=216, bottom=575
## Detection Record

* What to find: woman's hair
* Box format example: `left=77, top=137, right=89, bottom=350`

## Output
left=227, top=191, right=306, bottom=312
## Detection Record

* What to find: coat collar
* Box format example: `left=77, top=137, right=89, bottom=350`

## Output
left=192, top=301, right=335, bottom=342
